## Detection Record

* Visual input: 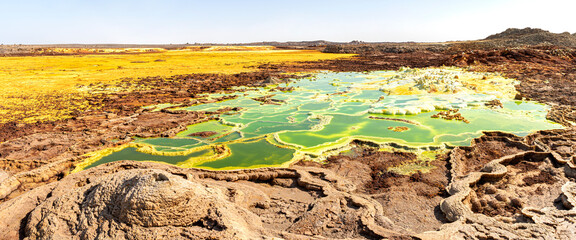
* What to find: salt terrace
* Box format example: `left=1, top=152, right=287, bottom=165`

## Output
left=75, top=67, right=561, bottom=171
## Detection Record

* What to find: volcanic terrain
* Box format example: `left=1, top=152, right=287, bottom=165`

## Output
left=2, top=28, right=576, bottom=239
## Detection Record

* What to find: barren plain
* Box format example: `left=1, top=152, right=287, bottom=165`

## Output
left=2, top=28, right=576, bottom=239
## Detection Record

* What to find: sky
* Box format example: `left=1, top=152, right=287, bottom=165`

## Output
left=1, top=0, right=575, bottom=44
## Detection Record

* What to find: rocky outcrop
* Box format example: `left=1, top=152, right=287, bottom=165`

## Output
left=547, top=105, right=576, bottom=127
left=485, top=27, right=576, bottom=48
left=420, top=128, right=576, bottom=239
left=5, top=129, right=576, bottom=239
left=1, top=162, right=401, bottom=239
left=0, top=157, right=76, bottom=200
left=25, top=169, right=265, bottom=239
left=7, top=129, right=576, bottom=239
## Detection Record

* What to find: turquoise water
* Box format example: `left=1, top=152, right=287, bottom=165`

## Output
left=81, top=68, right=562, bottom=170
left=197, top=138, right=295, bottom=169
left=86, top=147, right=214, bottom=169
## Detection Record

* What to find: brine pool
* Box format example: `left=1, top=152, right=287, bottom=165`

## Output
left=74, top=67, right=562, bottom=171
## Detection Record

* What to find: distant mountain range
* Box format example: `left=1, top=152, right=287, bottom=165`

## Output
left=2, top=28, right=576, bottom=55
left=234, top=28, right=576, bottom=48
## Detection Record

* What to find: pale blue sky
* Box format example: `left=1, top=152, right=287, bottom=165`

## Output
left=1, top=0, right=575, bottom=44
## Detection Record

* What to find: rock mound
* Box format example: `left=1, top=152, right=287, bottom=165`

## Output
left=24, top=169, right=263, bottom=239
left=485, top=27, right=552, bottom=40
left=484, top=27, right=576, bottom=47
left=423, top=128, right=576, bottom=239
left=7, top=163, right=397, bottom=239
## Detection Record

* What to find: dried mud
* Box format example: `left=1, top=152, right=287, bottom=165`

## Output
left=298, top=143, right=450, bottom=234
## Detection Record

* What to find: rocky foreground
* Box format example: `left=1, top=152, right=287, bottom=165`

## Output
left=3, top=128, right=576, bottom=239
left=2, top=28, right=576, bottom=239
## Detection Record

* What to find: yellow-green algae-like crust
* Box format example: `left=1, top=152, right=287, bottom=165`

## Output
left=74, top=134, right=303, bottom=172
left=75, top=68, right=563, bottom=171
left=0, top=48, right=353, bottom=124
left=72, top=143, right=228, bottom=172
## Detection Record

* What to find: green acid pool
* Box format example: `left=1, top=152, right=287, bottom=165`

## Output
left=74, top=67, right=562, bottom=171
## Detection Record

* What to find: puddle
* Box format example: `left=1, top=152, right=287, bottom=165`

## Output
left=75, top=68, right=562, bottom=171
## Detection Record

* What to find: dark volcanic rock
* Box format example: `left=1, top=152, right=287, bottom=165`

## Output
left=485, top=27, right=576, bottom=47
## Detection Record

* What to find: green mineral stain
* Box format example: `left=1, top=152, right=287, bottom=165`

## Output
left=80, top=68, right=563, bottom=171
left=299, top=102, right=332, bottom=111
left=177, top=120, right=234, bottom=139
left=136, top=138, right=201, bottom=148
left=86, top=147, right=214, bottom=169
left=213, top=131, right=243, bottom=143
left=196, top=138, right=295, bottom=169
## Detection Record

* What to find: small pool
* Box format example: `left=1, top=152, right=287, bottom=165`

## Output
left=75, top=68, right=562, bottom=171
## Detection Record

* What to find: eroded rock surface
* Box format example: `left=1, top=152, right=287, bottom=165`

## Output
left=3, top=163, right=400, bottom=239
left=424, top=128, right=576, bottom=239
left=25, top=169, right=265, bottom=239
left=2, top=129, right=576, bottom=239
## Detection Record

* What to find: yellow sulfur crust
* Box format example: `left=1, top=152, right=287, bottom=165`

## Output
left=0, top=48, right=353, bottom=124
